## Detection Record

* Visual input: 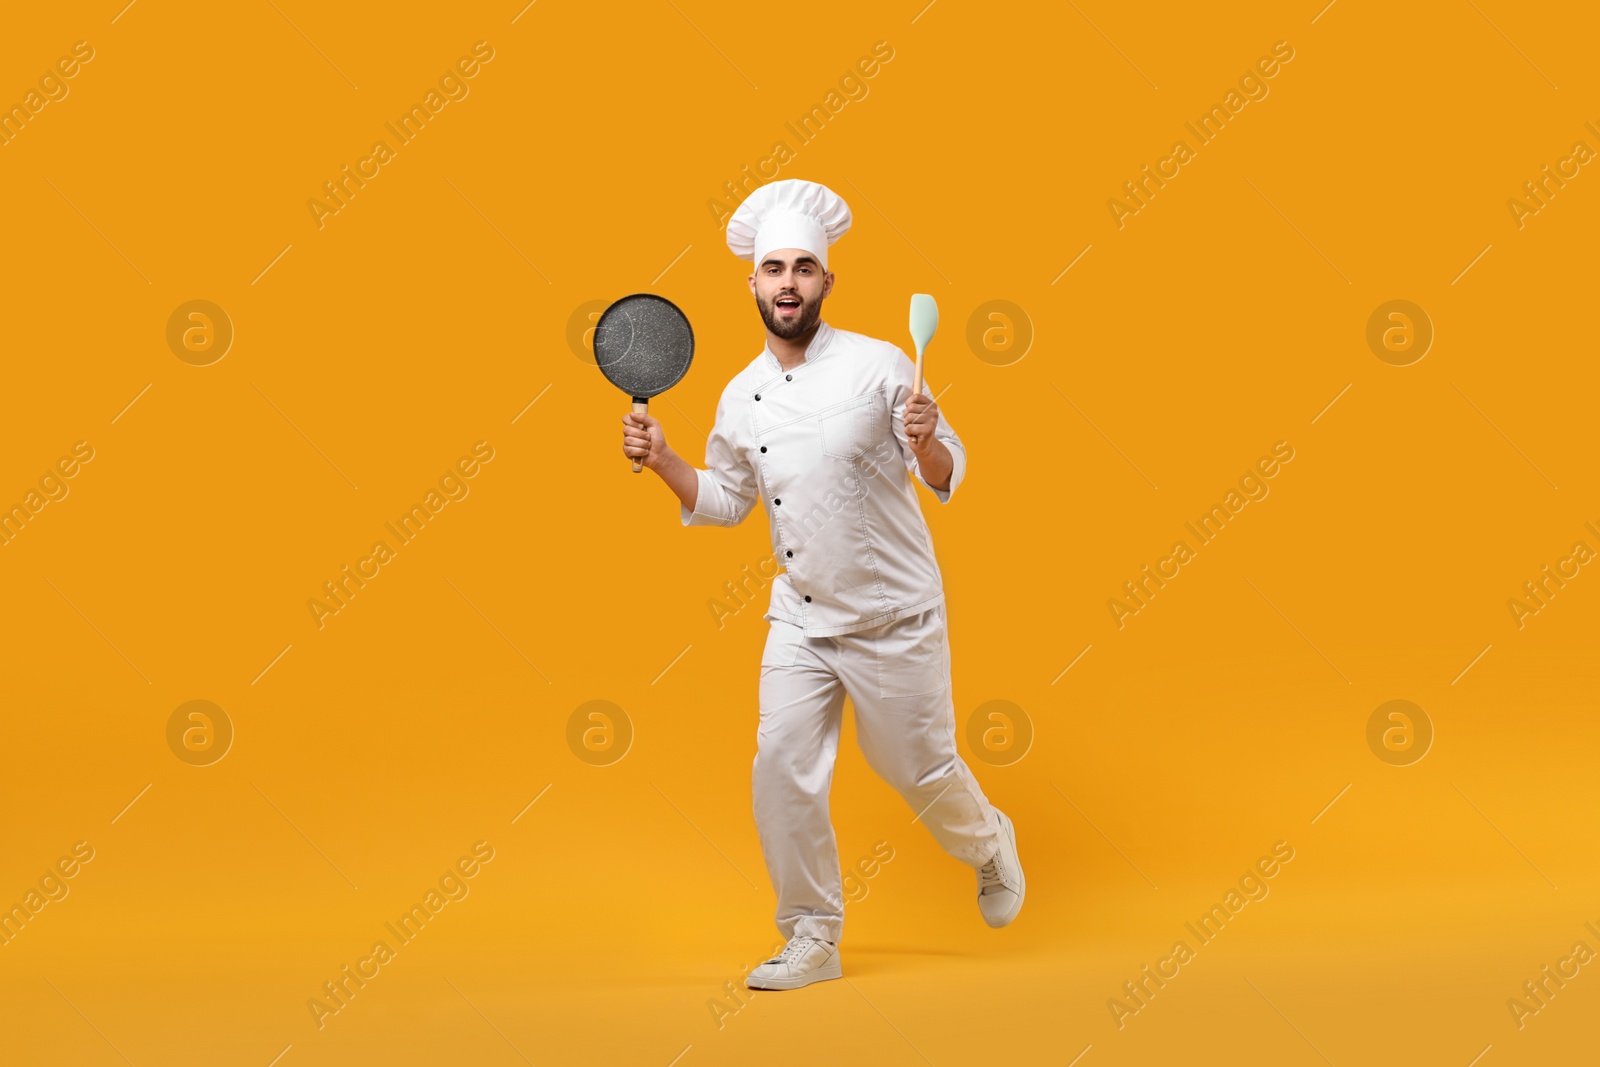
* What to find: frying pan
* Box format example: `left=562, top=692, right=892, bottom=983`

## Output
left=593, top=293, right=695, bottom=472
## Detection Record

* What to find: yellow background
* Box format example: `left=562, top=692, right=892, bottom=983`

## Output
left=2, top=1, right=1597, bottom=1064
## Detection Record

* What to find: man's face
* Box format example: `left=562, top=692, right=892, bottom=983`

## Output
left=749, top=250, right=834, bottom=339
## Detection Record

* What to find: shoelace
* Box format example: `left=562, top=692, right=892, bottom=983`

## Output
left=978, top=850, right=1008, bottom=893
left=769, top=936, right=820, bottom=965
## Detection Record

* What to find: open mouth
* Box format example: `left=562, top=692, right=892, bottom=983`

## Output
left=775, top=295, right=802, bottom=315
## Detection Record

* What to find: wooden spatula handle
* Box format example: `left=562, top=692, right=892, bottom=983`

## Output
left=910, top=348, right=926, bottom=447
left=631, top=399, right=649, bottom=473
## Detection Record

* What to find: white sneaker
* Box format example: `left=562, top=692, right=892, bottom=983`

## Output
left=976, top=808, right=1025, bottom=927
left=745, top=934, right=841, bottom=990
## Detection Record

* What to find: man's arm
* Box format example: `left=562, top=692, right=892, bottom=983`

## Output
left=622, top=411, right=700, bottom=510
left=890, top=349, right=966, bottom=502
left=906, top=411, right=953, bottom=492
left=623, top=394, right=757, bottom=526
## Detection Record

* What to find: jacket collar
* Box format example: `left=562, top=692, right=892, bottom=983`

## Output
left=763, top=320, right=834, bottom=373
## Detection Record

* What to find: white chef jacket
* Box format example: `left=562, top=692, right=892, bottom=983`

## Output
left=680, top=320, right=967, bottom=637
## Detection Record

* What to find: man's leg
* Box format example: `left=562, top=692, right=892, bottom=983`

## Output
left=753, top=616, right=848, bottom=943
left=842, top=603, right=1002, bottom=868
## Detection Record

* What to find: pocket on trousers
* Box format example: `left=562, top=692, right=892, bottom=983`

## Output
left=761, top=618, right=803, bottom=669
left=873, top=607, right=947, bottom=698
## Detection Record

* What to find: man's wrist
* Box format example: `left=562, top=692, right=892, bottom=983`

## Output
left=914, top=438, right=952, bottom=490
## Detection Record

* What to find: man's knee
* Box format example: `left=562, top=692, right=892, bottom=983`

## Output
left=859, top=734, right=957, bottom=794
left=754, top=749, right=832, bottom=800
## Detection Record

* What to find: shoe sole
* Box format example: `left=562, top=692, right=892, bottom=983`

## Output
left=745, top=952, right=842, bottom=990
left=983, top=812, right=1025, bottom=928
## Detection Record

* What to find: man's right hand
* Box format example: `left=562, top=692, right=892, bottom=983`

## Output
left=622, top=411, right=667, bottom=470
left=623, top=412, right=701, bottom=513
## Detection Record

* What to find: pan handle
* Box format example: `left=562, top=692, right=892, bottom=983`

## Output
left=631, top=399, right=649, bottom=473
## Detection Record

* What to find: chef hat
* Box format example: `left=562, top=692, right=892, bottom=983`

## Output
left=726, top=179, right=852, bottom=269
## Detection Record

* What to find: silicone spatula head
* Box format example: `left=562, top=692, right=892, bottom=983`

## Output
left=909, top=293, right=939, bottom=358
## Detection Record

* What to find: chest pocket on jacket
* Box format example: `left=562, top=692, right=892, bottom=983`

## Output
left=820, top=392, right=878, bottom=461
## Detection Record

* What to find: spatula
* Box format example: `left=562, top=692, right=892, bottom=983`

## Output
left=908, top=293, right=939, bottom=447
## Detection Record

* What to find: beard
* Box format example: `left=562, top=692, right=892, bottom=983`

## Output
left=757, top=289, right=824, bottom=340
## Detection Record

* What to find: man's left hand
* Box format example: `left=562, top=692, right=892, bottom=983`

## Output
left=905, top=392, right=939, bottom=454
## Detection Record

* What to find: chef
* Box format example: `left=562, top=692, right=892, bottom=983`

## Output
left=622, top=178, right=1024, bottom=991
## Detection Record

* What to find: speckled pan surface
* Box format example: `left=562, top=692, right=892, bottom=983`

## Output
left=593, top=293, right=695, bottom=399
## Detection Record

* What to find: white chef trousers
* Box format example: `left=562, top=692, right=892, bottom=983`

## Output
left=753, top=601, right=1002, bottom=944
